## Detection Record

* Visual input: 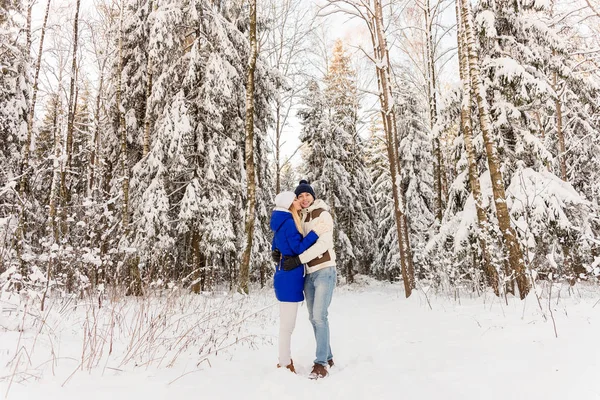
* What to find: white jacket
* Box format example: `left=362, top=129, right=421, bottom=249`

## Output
left=298, top=199, right=337, bottom=274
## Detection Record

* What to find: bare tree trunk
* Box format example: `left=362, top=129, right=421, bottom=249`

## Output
left=191, top=229, right=205, bottom=293
left=117, top=2, right=142, bottom=296
left=455, top=0, right=499, bottom=295
left=17, top=0, right=51, bottom=274
left=460, top=0, right=529, bottom=299
left=552, top=69, right=567, bottom=181
left=117, top=8, right=128, bottom=235
left=142, top=67, right=153, bottom=156
left=26, top=0, right=32, bottom=51
left=48, top=98, right=63, bottom=242
left=239, top=0, right=258, bottom=294
left=275, top=103, right=281, bottom=193
left=259, top=260, right=265, bottom=288
left=21, top=0, right=50, bottom=199
left=48, top=47, right=64, bottom=243
left=424, top=0, right=444, bottom=224
left=142, top=0, right=156, bottom=157
left=401, top=212, right=416, bottom=287
left=370, top=0, right=414, bottom=297
left=60, top=0, right=81, bottom=203
left=88, top=73, right=103, bottom=198
left=43, top=89, right=64, bottom=311
left=23, top=0, right=50, bottom=178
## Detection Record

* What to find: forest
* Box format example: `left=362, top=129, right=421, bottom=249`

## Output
left=1, top=0, right=599, bottom=302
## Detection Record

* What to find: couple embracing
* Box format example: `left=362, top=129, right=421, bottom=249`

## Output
left=270, top=180, right=337, bottom=380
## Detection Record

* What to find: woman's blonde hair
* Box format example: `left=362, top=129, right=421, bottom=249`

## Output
left=289, top=204, right=303, bottom=234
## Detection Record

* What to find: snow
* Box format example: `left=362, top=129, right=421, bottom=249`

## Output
left=476, top=10, right=497, bottom=38
left=506, top=167, right=590, bottom=231
left=2, top=280, right=600, bottom=399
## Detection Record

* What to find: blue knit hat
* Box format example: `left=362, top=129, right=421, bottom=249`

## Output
left=294, top=180, right=316, bottom=199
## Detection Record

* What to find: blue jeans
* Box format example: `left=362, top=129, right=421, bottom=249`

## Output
left=304, top=266, right=336, bottom=366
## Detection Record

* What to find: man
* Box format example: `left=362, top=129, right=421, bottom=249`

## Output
left=283, top=180, right=337, bottom=379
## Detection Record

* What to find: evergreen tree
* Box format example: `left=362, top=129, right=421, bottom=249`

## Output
left=396, top=84, right=435, bottom=279
left=125, top=0, right=275, bottom=290
left=0, top=1, right=28, bottom=185
left=475, top=0, right=599, bottom=282
left=365, top=117, right=398, bottom=281
left=299, top=41, right=375, bottom=282
left=368, top=82, right=435, bottom=283
left=0, top=0, right=29, bottom=283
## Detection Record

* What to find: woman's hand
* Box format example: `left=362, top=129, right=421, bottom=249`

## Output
left=271, top=249, right=281, bottom=263
left=282, top=256, right=302, bottom=270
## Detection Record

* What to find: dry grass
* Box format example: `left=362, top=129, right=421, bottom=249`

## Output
left=0, top=286, right=277, bottom=398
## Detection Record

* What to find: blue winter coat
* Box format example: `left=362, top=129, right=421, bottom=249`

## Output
left=270, top=209, right=319, bottom=302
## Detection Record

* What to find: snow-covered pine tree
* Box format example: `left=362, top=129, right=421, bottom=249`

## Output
left=120, top=0, right=154, bottom=163
left=279, top=163, right=297, bottom=192
left=474, top=0, right=599, bottom=282
left=423, top=4, right=504, bottom=294
left=298, top=79, right=328, bottom=183
left=299, top=41, right=375, bottom=282
left=0, top=0, right=30, bottom=285
left=424, top=87, right=471, bottom=290
left=365, top=116, right=399, bottom=281
left=367, top=80, right=435, bottom=283
left=126, top=0, right=275, bottom=291
left=395, top=82, right=435, bottom=281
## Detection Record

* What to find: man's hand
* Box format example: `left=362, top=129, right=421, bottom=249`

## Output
left=271, top=249, right=282, bottom=263
left=282, top=255, right=302, bottom=271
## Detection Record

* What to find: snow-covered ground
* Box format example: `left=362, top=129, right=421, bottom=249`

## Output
left=1, top=278, right=600, bottom=399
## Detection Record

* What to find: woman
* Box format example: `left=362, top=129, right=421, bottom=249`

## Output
left=282, top=180, right=337, bottom=379
left=270, top=191, right=328, bottom=373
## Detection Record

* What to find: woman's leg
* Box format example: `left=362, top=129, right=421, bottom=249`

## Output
left=278, top=301, right=299, bottom=367
left=307, top=267, right=336, bottom=366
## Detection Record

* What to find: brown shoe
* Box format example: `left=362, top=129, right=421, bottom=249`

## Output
left=309, top=363, right=328, bottom=379
left=277, top=359, right=296, bottom=373
left=327, top=359, right=334, bottom=368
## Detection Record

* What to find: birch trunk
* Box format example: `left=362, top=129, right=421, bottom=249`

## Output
left=21, top=0, right=50, bottom=199
left=42, top=113, right=63, bottom=311
left=425, top=0, right=443, bottom=224
left=23, top=0, right=50, bottom=183
left=44, top=90, right=64, bottom=309
left=117, top=2, right=142, bottom=296
left=191, top=229, right=205, bottom=293
left=455, top=0, right=499, bottom=295
left=48, top=93, right=63, bottom=242
left=88, top=73, right=103, bottom=198
left=275, top=103, right=281, bottom=193
left=552, top=70, right=567, bottom=181
left=26, top=0, right=32, bottom=52
left=142, top=66, right=153, bottom=157
left=142, top=0, right=156, bottom=157
left=61, top=0, right=81, bottom=203
left=460, top=0, right=529, bottom=299
left=239, top=0, right=258, bottom=294
left=371, top=0, right=414, bottom=297
left=117, top=5, right=128, bottom=233
left=17, top=0, right=51, bottom=270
